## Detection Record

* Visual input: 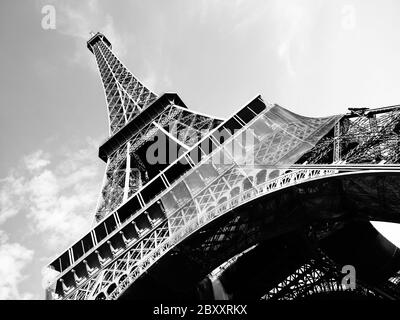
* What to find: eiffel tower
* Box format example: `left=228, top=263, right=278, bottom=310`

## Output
left=44, top=32, right=400, bottom=300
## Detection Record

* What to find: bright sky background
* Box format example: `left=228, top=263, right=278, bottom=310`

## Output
left=1, top=0, right=400, bottom=299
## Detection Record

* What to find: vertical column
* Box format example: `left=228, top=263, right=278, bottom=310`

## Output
left=368, top=114, right=378, bottom=133
left=91, top=230, right=98, bottom=246
left=368, top=114, right=382, bottom=161
left=123, top=142, right=131, bottom=203
left=333, top=121, right=341, bottom=163
left=68, top=248, right=74, bottom=265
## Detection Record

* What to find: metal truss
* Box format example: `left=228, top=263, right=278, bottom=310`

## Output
left=304, top=106, right=400, bottom=165
left=51, top=166, right=337, bottom=300
left=260, top=250, right=382, bottom=300
left=89, top=33, right=222, bottom=222
left=45, top=33, right=400, bottom=301
left=66, top=221, right=171, bottom=300
left=46, top=88, right=389, bottom=300
left=91, top=37, right=157, bottom=135
left=94, top=103, right=222, bottom=222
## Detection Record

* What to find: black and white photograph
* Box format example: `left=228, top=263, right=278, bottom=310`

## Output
left=1, top=0, right=400, bottom=311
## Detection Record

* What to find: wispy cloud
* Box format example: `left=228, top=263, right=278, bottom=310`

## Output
left=0, top=174, right=25, bottom=224
left=195, top=0, right=312, bottom=78
left=0, top=231, right=34, bottom=300
left=24, top=150, right=51, bottom=171
left=273, top=1, right=309, bottom=78
left=0, top=138, right=103, bottom=251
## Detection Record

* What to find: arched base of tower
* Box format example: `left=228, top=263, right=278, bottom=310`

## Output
left=118, top=221, right=400, bottom=301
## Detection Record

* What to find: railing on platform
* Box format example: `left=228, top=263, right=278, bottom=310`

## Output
left=101, top=168, right=337, bottom=300
left=55, top=166, right=400, bottom=300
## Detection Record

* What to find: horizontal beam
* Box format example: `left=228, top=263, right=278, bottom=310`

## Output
left=345, top=105, right=400, bottom=118
left=236, top=164, right=400, bottom=171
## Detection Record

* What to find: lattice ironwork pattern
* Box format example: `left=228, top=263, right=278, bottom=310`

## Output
left=94, top=103, right=222, bottom=222
left=91, top=38, right=157, bottom=135
left=45, top=93, right=343, bottom=299
left=88, top=33, right=223, bottom=222
left=260, top=250, right=381, bottom=300
left=304, top=107, right=400, bottom=164
left=44, top=32, right=400, bottom=301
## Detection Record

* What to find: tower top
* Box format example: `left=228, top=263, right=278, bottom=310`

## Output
left=87, top=32, right=112, bottom=53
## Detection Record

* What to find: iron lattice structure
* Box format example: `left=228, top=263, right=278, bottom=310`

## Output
left=45, top=32, right=400, bottom=300
left=88, top=33, right=222, bottom=222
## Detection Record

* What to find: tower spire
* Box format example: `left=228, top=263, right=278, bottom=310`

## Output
left=87, top=32, right=222, bottom=223
left=87, top=32, right=158, bottom=136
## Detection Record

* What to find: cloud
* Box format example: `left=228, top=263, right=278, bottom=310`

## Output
left=41, top=263, right=60, bottom=291
left=273, top=2, right=309, bottom=78
left=24, top=150, right=51, bottom=171
left=0, top=138, right=103, bottom=251
left=231, top=1, right=269, bottom=32
left=194, top=0, right=313, bottom=79
left=0, top=137, right=104, bottom=299
left=0, top=231, right=34, bottom=300
left=0, top=173, right=26, bottom=224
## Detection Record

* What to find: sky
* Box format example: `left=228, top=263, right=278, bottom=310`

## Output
left=1, top=0, right=400, bottom=299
